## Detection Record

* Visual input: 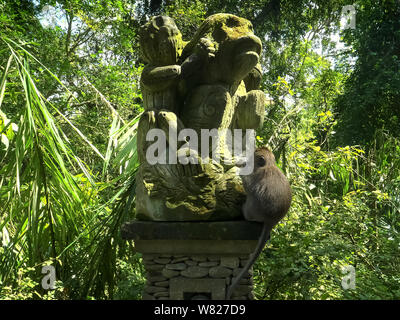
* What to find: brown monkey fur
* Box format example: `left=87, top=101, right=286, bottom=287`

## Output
left=226, top=147, right=292, bottom=299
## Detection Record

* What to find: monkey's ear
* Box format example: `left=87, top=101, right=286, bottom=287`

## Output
left=256, top=155, right=266, bottom=167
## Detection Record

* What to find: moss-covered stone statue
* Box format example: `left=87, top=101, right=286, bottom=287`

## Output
left=135, top=14, right=265, bottom=221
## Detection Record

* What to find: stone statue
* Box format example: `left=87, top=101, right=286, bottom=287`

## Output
left=135, top=13, right=265, bottom=221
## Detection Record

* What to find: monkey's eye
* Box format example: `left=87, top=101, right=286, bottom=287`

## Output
left=256, top=155, right=266, bottom=167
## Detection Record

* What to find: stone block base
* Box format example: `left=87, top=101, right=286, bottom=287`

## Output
left=121, top=221, right=263, bottom=300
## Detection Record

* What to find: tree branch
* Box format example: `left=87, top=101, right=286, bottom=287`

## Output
left=82, top=75, right=126, bottom=125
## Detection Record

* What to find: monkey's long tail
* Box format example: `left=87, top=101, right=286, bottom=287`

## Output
left=225, top=223, right=270, bottom=300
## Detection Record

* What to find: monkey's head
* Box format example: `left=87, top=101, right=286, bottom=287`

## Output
left=139, top=16, right=184, bottom=66
left=239, top=147, right=276, bottom=186
left=253, top=147, right=276, bottom=169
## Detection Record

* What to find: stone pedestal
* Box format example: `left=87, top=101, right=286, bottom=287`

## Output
left=121, top=221, right=263, bottom=300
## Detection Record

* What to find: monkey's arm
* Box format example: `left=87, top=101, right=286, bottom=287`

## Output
left=141, top=65, right=181, bottom=91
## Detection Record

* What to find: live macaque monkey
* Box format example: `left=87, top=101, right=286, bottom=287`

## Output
left=226, top=147, right=292, bottom=299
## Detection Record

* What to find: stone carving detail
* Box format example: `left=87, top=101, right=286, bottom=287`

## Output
left=136, top=14, right=265, bottom=221
left=141, top=254, right=254, bottom=300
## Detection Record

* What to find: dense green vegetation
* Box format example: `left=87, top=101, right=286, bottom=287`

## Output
left=0, top=0, right=399, bottom=300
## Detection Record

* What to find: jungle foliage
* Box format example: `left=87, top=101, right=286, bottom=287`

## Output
left=0, top=0, right=399, bottom=299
